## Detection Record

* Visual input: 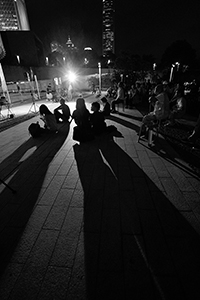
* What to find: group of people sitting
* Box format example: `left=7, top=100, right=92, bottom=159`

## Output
left=36, top=96, right=114, bottom=142
left=71, top=97, right=115, bottom=142
left=38, top=97, right=71, bottom=133
left=139, top=82, right=187, bottom=136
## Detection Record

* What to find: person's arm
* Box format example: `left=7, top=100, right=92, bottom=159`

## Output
left=54, top=105, right=61, bottom=112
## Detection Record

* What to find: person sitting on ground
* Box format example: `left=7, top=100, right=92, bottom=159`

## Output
left=72, top=97, right=91, bottom=130
left=165, top=86, right=186, bottom=126
left=111, top=82, right=125, bottom=113
left=46, top=90, right=53, bottom=101
left=140, top=84, right=170, bottom=132
left=72, top=97, right=94, bottom=142
left=90, top=102, right=107, bottom=135
left=39, top=104, right=58, bottom=132
left=54, top=97, right=71, bottom=123
left=101, top=96, right=111, bottom=116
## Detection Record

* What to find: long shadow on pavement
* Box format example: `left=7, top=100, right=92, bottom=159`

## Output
left=0, top=123, right=70, bottom=277
left=107, top=115, right=140, bottom=132
left=74, top=133, right=200, bottom=300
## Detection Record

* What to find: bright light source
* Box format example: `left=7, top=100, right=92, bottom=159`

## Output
left=67, top=71, right=77, bottom=83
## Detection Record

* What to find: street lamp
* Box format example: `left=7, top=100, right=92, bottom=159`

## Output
left=169, top=64, right=175, bottom=82
left=175, top=61, right=180, bottom=71
left=16, top=55, right=20, bottom=64
left=98, top=62, right=101, bottom=94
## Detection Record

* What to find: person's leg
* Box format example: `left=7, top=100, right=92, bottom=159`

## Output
left=111, top=99, right=119, bottom=111
left=61, top=114, right=69, bottom=122
left=54, top=110, right=62, bottom=123
left=143, top=113, right=156, bottom=128
left=188, top=115, right=200, bottom=142
left=138, top=113, right=154, bottom=138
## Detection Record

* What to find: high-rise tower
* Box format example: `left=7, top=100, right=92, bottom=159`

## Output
left=102, top=0, right=115, bottom=55
left=0, top=0, right=30, bottom=31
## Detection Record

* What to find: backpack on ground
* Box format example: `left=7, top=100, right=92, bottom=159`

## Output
left=28, top=122, right=42, bottom=138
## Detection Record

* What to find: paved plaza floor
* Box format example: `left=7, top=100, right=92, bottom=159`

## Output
left=0, top=94, right=200, bottom=299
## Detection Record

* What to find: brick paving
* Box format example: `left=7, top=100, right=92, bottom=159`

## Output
left=0, top=94, right=200, bottom=299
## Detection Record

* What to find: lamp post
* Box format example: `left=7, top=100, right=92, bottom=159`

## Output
left=175, top=61, right=180, bottom=71
left=16, top=55, right=20, bottom=64
left=169, top=64, right=175, bottom=82
left=98, top=62, right=101, bottom=94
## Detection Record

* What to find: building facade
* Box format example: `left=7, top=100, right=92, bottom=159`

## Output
left=102, top=0, right=115, bottom=55
left=0, top=1, right=45, bottom=67
left=0, top=0, right=30, bottom=31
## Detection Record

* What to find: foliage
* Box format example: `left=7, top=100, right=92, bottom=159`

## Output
left=160, top=40, right=197, bottom=68
left=87, top=73, right=113, bottom=89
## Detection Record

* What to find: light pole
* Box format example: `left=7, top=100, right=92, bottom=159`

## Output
left=16, top=55, right=20, bottom=64
left=169, top=64, right=175, bottom=82
left=175, top=61, right=180, bottom=71
left=98, top=62, right=101, bottom=94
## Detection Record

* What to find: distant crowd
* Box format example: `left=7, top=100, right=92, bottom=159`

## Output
left=28, top=79, right=200, bottom=145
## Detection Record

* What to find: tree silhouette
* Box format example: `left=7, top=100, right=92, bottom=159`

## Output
left=160, top=40, right=197, bottom=68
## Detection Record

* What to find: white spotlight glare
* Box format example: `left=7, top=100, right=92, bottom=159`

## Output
left=67, top=71, right=77, bottom=83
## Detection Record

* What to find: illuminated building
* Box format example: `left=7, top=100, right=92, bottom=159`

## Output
left=0, top=0, right=30, bottom=31
left=102, top=0, right=115, bottom=55
left=0, top=1, right=44, bottom=66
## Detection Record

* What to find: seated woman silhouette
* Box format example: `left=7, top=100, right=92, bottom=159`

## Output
left=72, top=98, right=94, bottom=142
left=39, top=104, right=58, bottom=132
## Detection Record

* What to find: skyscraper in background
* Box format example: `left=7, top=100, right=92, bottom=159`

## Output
left=102, top=0, right=115, bottom=55
left=0, top=0, right=30, bottom=31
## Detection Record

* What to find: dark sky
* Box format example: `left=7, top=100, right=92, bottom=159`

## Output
left=26, top=0, right=200, bottom=62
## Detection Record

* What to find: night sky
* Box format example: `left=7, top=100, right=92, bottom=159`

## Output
left=26, top=0, right=200, bottom=62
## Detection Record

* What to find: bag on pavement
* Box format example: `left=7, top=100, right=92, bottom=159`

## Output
left=28, top=122, right=42, bottom=138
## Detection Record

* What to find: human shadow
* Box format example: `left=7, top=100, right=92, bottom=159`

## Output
left=0, top=123, right=70, bottom=276
left=73, top=134, right=200, bottom=300
left=106, top=115, right=140, bottom=132
left=112, top=111, right=143, bottom=122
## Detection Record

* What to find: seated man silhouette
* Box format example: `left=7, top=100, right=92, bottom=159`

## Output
left=90, top=101, right=107, bottom=135
left=54, top=97, right=71, bottom=123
